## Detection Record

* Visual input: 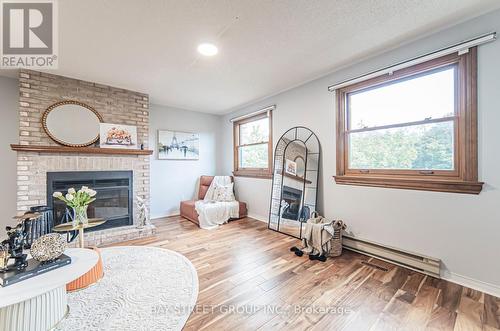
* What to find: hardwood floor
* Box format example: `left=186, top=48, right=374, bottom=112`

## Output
left=109, top=216, right=500, bottom=331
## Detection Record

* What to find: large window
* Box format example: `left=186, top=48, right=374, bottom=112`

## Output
left=233, top=111, right=272, bottom=178
left=335, top=49, right=482, bottom=194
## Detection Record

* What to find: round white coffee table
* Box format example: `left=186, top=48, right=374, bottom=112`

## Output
left=0, top=248, right=98, bottom=331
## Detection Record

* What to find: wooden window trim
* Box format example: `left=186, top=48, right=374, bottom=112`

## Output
left=233, top=111, right=273, bottom=179
left=334, top=48, right=483, bottom=194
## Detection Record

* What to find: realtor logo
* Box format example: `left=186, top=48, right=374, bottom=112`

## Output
left=1, top=0, right=58, bottom=68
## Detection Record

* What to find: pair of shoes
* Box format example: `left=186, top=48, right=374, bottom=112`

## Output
left=290, top=246, right=304, bottom=257
left=309, top=254, right=327, bottom=262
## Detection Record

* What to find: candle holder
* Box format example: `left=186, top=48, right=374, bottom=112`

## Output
left=0, top=244, right=10, bottom=271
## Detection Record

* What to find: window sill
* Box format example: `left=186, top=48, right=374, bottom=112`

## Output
left=333, top=175, right=483, bottom=194
left=233, top=170, right=272, bottom=179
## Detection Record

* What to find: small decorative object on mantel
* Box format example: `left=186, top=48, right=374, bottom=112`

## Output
left=52, top=186, right=97, bottom=227
left=30, top=233, right=67, bottom=262
left=136, top=196, right=149, bottom=228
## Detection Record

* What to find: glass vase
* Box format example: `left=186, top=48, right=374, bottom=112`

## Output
left=72, top=205, right=89, bottom=227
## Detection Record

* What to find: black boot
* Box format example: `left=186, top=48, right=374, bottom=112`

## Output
left=290, top=246, right=304, bottom=257
left=309, top=253, right=319, bottom=261
left=317, top=254, right=327, bottom=262
left=309, top=253, right=327, bottom=262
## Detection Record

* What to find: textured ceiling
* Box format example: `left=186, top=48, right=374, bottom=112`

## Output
left=1, top=0, right=500, bottom=113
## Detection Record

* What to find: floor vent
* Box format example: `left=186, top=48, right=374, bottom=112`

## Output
left=343, top=235, right=441, bottom=278
left=361, top=261, right=389, bottom=272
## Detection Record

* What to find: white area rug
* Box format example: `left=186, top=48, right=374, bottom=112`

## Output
left=56, top=246, right=199, bottom=331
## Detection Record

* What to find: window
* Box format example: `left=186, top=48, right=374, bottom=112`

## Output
left=233, top=111, right=272, bottom=178
left=335, top=48, right=483, bottom=194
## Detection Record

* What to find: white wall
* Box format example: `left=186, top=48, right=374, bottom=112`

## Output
left=219, top=10, right=500, bottom=294
left=0, top=76, right=18, bottom=234
left=149, top=104, right=220, bottom=219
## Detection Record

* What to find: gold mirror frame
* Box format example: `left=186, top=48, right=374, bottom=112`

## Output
left=42, top=100, right=104, bottom=147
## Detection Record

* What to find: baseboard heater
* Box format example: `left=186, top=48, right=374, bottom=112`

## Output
left=342, top=235, right=441, bottom=278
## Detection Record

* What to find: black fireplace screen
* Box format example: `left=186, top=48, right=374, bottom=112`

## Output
left=47, top=171, right=133, bottom=232
left=281, top=186, right=303, bottom=220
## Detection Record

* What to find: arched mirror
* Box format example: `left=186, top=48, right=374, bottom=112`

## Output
left=268, top=127, right=321, bottom=239
left=42, top=101, right=103, bottom=147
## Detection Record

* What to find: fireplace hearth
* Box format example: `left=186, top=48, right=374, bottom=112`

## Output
left=47, top=171, right=133, bottom=232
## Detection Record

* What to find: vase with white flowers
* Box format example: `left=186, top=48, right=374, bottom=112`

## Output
left=52, top=186, right=97, bottom=227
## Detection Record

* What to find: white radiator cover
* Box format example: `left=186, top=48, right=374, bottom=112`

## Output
left=342, top=235, right=441, bottom=277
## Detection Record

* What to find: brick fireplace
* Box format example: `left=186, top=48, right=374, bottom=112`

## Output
left=47, top=171, right=134, bottom=231
left=14, top=69, right=155, bottom=246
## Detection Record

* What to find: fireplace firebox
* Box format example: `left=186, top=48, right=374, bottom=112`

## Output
left=47, top=171, right=133, bottom=232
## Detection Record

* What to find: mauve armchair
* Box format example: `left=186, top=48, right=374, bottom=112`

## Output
left=179, top=176, right=248, bottom=226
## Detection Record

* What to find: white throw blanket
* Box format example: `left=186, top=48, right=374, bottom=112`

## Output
left=195, top=176, right=239, bottom=230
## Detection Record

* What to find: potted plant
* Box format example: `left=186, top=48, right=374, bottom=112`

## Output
left=52, top=186, right=97, bottom=226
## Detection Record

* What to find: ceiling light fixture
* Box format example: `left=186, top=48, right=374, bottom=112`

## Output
left=197, top=43, right=218, bottom=56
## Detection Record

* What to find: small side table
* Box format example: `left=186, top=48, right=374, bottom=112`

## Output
left=53, top=218, right=106, bottom=248
left=53, top=219, right=106, bottom=292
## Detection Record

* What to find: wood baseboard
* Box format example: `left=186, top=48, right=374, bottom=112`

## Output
left=444, top=272, right=500, bottom=298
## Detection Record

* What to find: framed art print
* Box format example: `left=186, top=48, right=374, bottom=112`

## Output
left=100, top=123, right=138, bottom=149
left=158, top=130, right=199, bottom=160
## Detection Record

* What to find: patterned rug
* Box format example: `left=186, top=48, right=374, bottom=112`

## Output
left=56, top=246, right=199, bottom=331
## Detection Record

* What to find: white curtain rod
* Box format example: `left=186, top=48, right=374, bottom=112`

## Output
left=328, top=32, right=496, bottom=91
left=229, top=105, right=276, bottom=122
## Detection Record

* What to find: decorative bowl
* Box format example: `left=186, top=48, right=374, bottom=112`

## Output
left=30, top=233, right=67, bottom=262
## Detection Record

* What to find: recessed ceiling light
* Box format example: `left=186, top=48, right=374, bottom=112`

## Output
left=197, top=43, right=218, bottom=56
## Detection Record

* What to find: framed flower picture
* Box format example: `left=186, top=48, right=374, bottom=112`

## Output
left=99, top=123, right=138, bottom=149
left=285, top=159, right=297, bottom=176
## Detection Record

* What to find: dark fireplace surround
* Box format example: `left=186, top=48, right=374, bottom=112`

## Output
left=47, top=171, right=133, bottom=232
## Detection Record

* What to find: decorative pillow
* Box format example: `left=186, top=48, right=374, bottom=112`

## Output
left=213, top=183, right=235, bottom=202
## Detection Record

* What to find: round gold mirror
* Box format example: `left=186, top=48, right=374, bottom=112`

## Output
left=42, top=101, right=103, bottom=147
